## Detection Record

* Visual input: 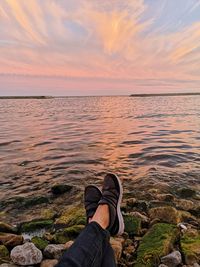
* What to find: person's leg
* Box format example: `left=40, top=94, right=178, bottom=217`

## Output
left=55, top=204, right=116, bottom=267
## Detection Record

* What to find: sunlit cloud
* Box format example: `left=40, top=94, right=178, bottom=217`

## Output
left=0, top=0, right=200, bottom=95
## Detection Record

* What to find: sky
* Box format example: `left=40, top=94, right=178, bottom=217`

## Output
left=0, top=0, right=200, bottom=96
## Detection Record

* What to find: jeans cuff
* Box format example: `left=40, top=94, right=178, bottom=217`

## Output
left=89, top=221, right=110, bottom=240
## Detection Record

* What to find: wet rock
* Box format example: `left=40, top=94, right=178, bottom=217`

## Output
left=161, top=251, right=182, bottom=267
left=175, top=199, right=195, bottom=211
left=43, top=244, right=66, bottom=260
left=124, top=215, right=141, bottom=236
left=134, top=223, right=179, bottom=267
left=110, top=237, right=124, bottom=262
left=54, top=225, right=84, bottom=244
left=157, top=194, right=174, bottom=202
left=178, top=188, right=196, bottom=199
left=55, top=206, right=86, bottom=228
left=51, top=184, right=73, bottom=195
left=40, top=259, right=58, bottom=267
left=181, top=229, right=200, bottom=265
left=0, top=245, right=9, bottom=263
left=31, top=237, right=48, bottom=250
left=131, top=200, right=149, bottom=212
left=178, top=223, right=187, bottom=233
left=40, top=209, right=57, bottom=220
left=11, top=242, right=43, bottom=265
left=149, top=206, right=180, bottom=224
left=0, top=222, right=16, bottom=234
left=0, top=233, right=23, bottom=247
left=23, top=196, right=49, bottom=208
left=20, top=219, right=53, bottom=232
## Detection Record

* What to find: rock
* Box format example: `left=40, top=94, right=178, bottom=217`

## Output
left=43, top=244, right=66, bottom=260
left=161, top=251, right=182, bottom=267
left=157, top=194, right=174, bottom=202
left=149, top=206, right=180, bottom=224
left=31, top=236, right=48, bottom=250
left=178, top=223, right=187, bottom=233
left=179, top=210, right=197, bottom=222
left=55, top=206, right=86, bottom=228
left=178, top=188, right=196, bottom=199
left=0, top=222, right=16, bottom=234
left=0, top=233, right=23, bottom=247
left=43, top=232, right=54, bottom=242
left=64, top=240, right=74, bottom=249
left=132, top=200, right=149, bottom=212
left=54, top=225, right=84, bottom=244
left=0, top=245, right=9, bottom=263
left=124, top=215, right=141, bottom=236
left=181, top=229, right=200, bottom=265
left=134, top=223, right=179, bottom=267
left=23, top=196, right=49, bottom=208
left=175, top=199, right=195, bottom=211
left=159, top=265, right=168, bottom=267
left=11, top=242, right=43, bottom=265
left=126, top=198, right=137, bottom=208
left=40, top=259, right=58, bottom=267
left=40, top=209, right=57, bottom=220
left=0, top=264, right=18, bottom=267
left=51, top=184, right=73, bottom=195
left=129, top=211, right=149, bottom=224
left=20, top=219, right=53, bottom=232
left=110, top=237, right=124, bottom=262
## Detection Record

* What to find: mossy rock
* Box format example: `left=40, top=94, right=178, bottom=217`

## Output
left=23, top=196, right=49, bottom=208
left=55, top=206, right=86, bottom=228
left=0, top=222, right=17, bottom=233
left=149, top=206, right=180, bottom=224
left=40, top=209, right=57, bottom=220
left=181, top=229, right=200, bottom=265
left=178, top=188, right=196, bottom=198
left=0, top=245, right=9, bottom=263
left=20, top=219, right=54, bottom=232
left=124, top=215, right=141, bottom=236
left=54, top=225, right=84, bottom=244
left=51, top=184, right=73, bottom=195
left=134, top=223, right=179, bottom=267
left=31, top=236, right=48, bottom=250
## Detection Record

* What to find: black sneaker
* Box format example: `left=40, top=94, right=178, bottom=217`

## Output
left=84, top=185, right=102, bottom=224
left=98, top=173, right=124, bottom=236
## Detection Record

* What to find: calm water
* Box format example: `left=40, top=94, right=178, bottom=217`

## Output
left=0, top=96, right=200, bottom=201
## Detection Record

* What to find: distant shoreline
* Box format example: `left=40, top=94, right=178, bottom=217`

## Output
left=130, top=92, right=200, bottom=97
left=0, top=96, right=53, bottom=99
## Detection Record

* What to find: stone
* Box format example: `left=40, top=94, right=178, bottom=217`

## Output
left=181, top=229, right=200, bottom=265
left=54, top=225, right=84, bottom=244
left=23, top=196, right=49, bottom=208
left=40, top=209, right=57, bottom=220
left=110, top=237, right=124, bottom=262
left=40, top=259, right=58, bottom=267
left=149, top=206, right=180, bottom=224
left=157, top=194, right=174, bottom=202
left=178, top=188, right=196, bottom=198
left=175, top=199, right=195, bottom=211
left=132, top=200, right=149, bottom=212
left=0, top=233, right=23, bottom=247
left=55, top=206, right=86, bottom=228
left=0, top=245, right=9, bottom=263
left=0, top=222, right=16, bottom=234
left=129, top=211, right=149, bottom=224
left=43, top=244, right=66, bottom=260
left=134, top=223, right=179, bottom=267
left=20, top=219, right=53, bottom=232
left=159, top=265, right=168, bottom=267
left=161, top=251, right=182, bottom=267
left=31, top=236, right=48, bottom=250
left=0, top=264, right=18, bottom=267
left=124, top=215, right=141, bottom=236
left=51, top=184, right=73, bottom=195
left=11, top=242, right=43, bottom=265
left=64, top=240, right=74, bottom=249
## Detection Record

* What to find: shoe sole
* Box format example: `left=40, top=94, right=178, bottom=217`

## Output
left=111, top=173, right=124, bottom=235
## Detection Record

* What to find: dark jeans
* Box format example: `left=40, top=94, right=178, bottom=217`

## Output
left=56, top=222, right=116, bottom=267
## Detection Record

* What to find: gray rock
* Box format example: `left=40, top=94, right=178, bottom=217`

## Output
left=44, top=244, right=66, bottom=260
left=161, top=251, right=182, bottom=267
left=10, top=242, right=43, bottom=266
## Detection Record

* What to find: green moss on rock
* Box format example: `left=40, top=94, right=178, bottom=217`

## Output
left=181, top=229, right=200, bottom=265
left=124, top=215, right=141, bottom=236
left=0, top=245, right=9, bottom=263
left=54, top=225, right=84, bottom=244
left=20, top=219, right=54, bottom=232
left=40, top=209, right=57, bottom=220
left=149, top=206, right=180, bottom=224
left=134, top=223, right=179, bottom=267
left=31, top=236, right=48, bottom=250
left=51, top=184, right=73, bottom=195
left=55, top=206, right=86, bottom=228
left=23, top=196, right=49, bottom=208
left=178, top=188, right=196, bottom=198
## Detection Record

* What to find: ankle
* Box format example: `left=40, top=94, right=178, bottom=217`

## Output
left=90, top=204, right=109, bottom=229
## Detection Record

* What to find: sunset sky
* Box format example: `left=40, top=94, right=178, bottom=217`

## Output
left=0, top=0, right=200, bottom=96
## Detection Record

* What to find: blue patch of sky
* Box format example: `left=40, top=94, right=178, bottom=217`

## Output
left=140, top=0, right=200, bottom=35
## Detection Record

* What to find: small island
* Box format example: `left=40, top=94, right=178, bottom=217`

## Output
left=130, top=92, right=200, bottom=97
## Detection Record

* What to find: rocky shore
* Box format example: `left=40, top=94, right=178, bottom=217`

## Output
left=0, top=182, right=199, bottom=267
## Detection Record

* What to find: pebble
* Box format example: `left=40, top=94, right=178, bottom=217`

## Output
left=40, top=259, right=58, bottom=267
left=161, top=251, right=182, bottom=267
left=44, top=244, right=66, bottom=260
left=11, top=242, right=43, bottom=266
